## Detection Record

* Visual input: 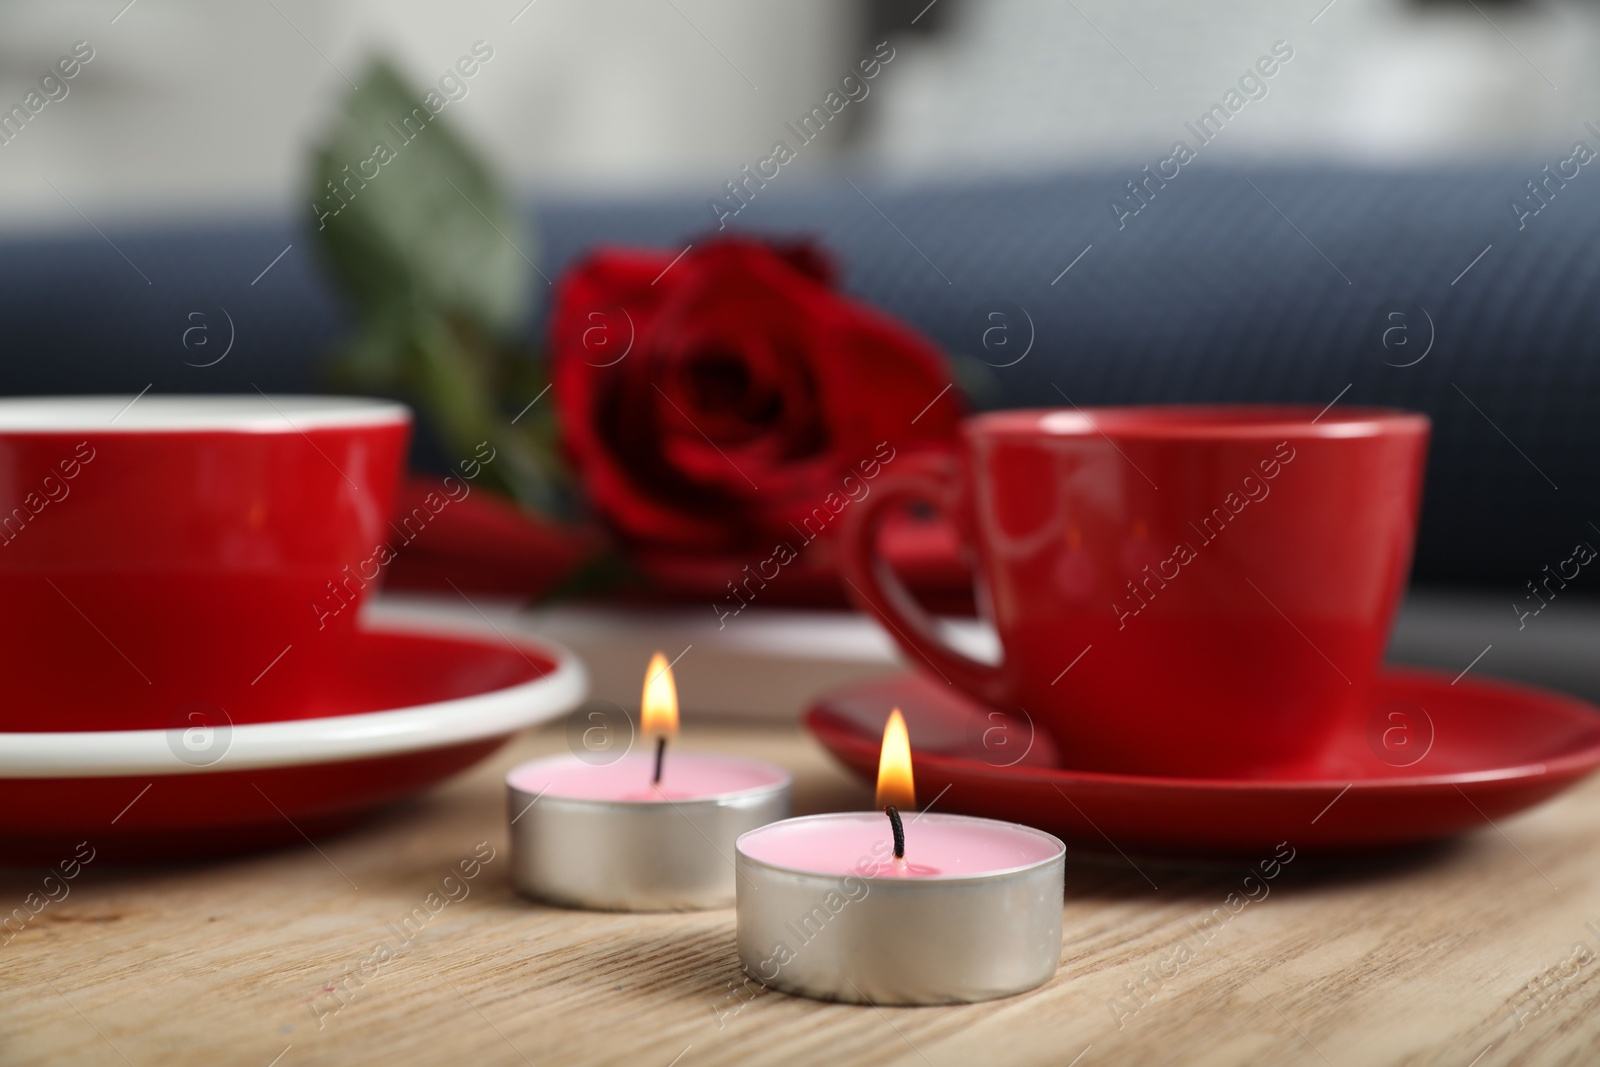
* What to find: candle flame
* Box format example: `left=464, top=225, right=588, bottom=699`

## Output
left=641, top=651, right=679, bottom=738
left=875, top=708, right=915, bottom=810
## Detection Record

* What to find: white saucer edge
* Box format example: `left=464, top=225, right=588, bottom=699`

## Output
left=0, top=608, right=588, bottom=778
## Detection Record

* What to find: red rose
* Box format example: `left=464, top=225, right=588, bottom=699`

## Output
left=549, top=237, right=962, bottom=566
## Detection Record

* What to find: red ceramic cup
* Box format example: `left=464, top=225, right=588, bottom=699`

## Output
left=840, top=406, right=1430, bottom=777
left=0, top=396, right=410, bottom=730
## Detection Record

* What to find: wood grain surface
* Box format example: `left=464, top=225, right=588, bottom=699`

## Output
left=4, top=718, right=1600, bottom=1067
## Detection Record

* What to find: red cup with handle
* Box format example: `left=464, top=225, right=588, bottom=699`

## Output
left=839, top=406, right=1430, bottom=777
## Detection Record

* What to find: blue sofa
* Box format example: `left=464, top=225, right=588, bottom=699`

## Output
left=2, top=166, right=1595, bottom=589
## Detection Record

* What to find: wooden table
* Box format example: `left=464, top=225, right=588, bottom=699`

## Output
left=5, top=718, right=1599, bottom=1066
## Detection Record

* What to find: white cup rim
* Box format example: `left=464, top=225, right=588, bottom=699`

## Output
left=0, top=394, right=411, bottom=433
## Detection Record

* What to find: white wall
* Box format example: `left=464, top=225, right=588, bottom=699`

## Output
left=0, top=0, right=856, bottom=231
left=0, top=0, right=1596, bottom=233
left=864, top=0, right=1600, bottom=174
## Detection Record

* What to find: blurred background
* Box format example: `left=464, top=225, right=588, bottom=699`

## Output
left=3, top=0, right=1598, bottom=231
left=2, top=0, right=1598, bottom=606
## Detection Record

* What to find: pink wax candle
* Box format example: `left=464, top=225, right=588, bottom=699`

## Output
left=733, top=708, right=1066, bottom=1004
left=508, top=752, right=787, bottom=804
left=736, top=810, right=1061, bottom=879
left=506, top=653, right=791, bottom=911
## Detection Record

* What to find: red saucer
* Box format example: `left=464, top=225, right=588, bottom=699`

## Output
left=0, top=609, right=586, bottom=861
left=805, top=670, right=1600, bottom=856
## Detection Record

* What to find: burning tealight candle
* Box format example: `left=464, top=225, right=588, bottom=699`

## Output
left=734, top=709, right=1065, bottom=1004
left=508, top=652, right=791, bottom=911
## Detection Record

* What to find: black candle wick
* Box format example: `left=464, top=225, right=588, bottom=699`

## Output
left=885, top=805, right=905, bottom=860
left=653, top=735, right=667, bottom=786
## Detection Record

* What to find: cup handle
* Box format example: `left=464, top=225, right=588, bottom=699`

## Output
left=839, top=451, right=1007, bottom=705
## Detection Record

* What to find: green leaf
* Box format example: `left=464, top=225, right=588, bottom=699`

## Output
left=310, top=56, right=532, bottom=335
left=309, top=53, right=582, bottom=539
